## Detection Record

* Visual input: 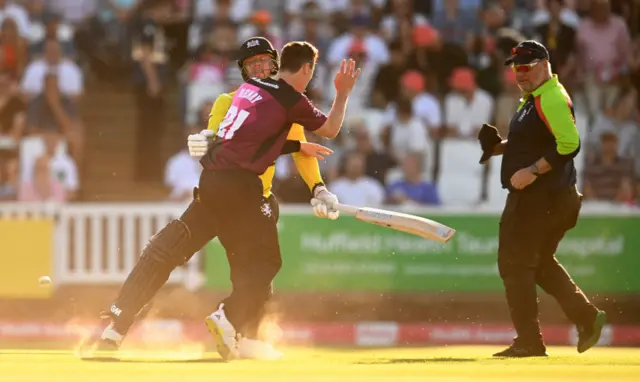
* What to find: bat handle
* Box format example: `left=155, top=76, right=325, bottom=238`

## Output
left=333, top=203, right=359, bottom=216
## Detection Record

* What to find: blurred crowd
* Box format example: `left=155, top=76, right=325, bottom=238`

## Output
left=174, top=0, right=640, bottom=208
left=0, top=0, right=638, bottom=208
left=0, top=0, right=82, bottom=203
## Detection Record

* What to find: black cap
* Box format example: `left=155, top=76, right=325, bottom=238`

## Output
left=504, top=40, right=549, bottom=66
left=237, top=37, right=279, bottom=80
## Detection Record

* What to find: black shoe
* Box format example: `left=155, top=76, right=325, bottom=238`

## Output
left=493, top=343, right=548, bottom=358
left=577, top=310, right=607, bottom=353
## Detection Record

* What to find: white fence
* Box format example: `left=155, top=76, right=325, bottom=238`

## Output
left=0, top=203, right=201, bottom=286
left=1, top=202, right=638, bottom=286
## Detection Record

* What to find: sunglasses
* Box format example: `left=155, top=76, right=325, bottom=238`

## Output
left=511, top=60, right=540, bottom=73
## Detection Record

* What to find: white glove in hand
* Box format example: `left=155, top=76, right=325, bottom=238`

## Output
left=188, top=130, right=214, bottom=158
left=310, top=185, right=339, bottom=220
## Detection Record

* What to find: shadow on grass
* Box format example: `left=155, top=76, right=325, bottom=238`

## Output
left=356, top=357, right=477, bottom=365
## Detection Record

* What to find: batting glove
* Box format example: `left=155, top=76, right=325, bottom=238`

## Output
left=310, top=185, right=339, bottom=220
left=188, top=130, right=214, bottom=158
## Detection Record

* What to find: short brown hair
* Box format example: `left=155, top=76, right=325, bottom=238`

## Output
left=279, top=41, right=319, bottom=73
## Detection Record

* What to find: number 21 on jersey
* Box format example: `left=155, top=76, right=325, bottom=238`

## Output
left=217, top=105, right=250, bottom=140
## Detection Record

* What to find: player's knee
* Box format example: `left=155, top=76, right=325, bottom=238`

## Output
left=143, top=219, right=192, bottom=267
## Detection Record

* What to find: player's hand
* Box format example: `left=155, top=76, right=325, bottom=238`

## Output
left=510, top=167, right=537, bottom=190
left=311, top=185, right=339, bottom=220
left=299, top=142, right=333, bottom=160
left=188, top=130, right=214, bottom=158
left=333, top=58, right=361, bottom=96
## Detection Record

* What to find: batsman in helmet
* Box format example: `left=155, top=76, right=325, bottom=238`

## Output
left=81, top=37, right=339, bottom=361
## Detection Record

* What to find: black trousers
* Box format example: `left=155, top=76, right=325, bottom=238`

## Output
left=498, top=185, right=598, bottom=345
left=110, top=171, right=280, bottom=339
left=197, top=169, right=282, bottom=337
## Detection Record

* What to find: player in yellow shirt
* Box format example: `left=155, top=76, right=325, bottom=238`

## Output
left=190, top=37, right=340, bottom=221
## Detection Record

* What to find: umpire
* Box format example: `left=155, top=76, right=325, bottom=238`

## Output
left=478, top=40, right=606, bottom=357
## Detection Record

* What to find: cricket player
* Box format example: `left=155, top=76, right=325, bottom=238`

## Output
left=81, top=38, right=341, bottom=360
left=194, top=41, right=359, bottom=360
left=478, top=40, right=606, bottom=357
left=188, top=37, right=340, bottom=222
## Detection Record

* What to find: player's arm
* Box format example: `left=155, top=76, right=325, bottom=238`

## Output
left=530, top=94, right=580, bottom=175
left=313, top=93, right=349, bottom=138
left=207, top=91, right=235, bottom=134
left=288, top=123, right=325, bottom=192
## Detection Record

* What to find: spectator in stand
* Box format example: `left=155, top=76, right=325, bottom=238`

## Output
left=131, top=0, right=169, bottom=182
left=96, top=0, right=142, bottom=65
left=21, top=39, right=83, bottom=102
left=288, top=2, right=329, bottom=103
left=430, top=0, right=478, bottom=49
left=182, top=41, right=228, bottom=125
left=385, top=71, right=441, bottom=139
left=533, top=0, right=576, bottom=85
left=0, top=70, right=25, bottom=142
left=576, top=0, right=631, bottom=120
left=588, top=90, right=639, bottom=161
left=24, top=129, right=80, bottom=200
left=443, top=67, right=494, bottom=139
left=0, top=17, right=27, bottom=79
left=372, top=40, right=406, bottom=106
left=382, top=97, right=429, bottom=164
left=532, top=0, right=580, bottom=28
left=28, top=13, right=76, bottom=60
left=287, top=0, right=331, bottom=54
left=165, top=125, right=201, bottom=202
left=499, top=0, right=533, bottom=37
left=325, top=13, right=389, bottom=112
left=0, top=0, right=30, bottom=38
left=21, top=40, right=83, bottom=161
left=327, top=13, right=389, bottom=72
left=353, top=124, right=396, bottom=186
left=188, top=0, right=235, bottom=53
left=583, top=132, right=635, bottom=204
left=238, top=10, right=283, bottom=49
left=379, top=0, right=429, bottom=43
left=0, top=154, right=16, bottom=200
left=387, top=152, right=440, bottom=206
left=0, top=67, right=20, bottom=201
left=330, top=151, right=385, bottom=207
left=19, top=156, right=67, bottom=202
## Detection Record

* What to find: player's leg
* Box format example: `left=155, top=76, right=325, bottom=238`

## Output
left=535, top=187, right=605, bottom=353
left=494, top=192, right=548, bottom=357
left=199, top=170, right=282, bottom=359
left=86, top=190, right=218, bottom=351
left=241, top=193, right=280, bottom=340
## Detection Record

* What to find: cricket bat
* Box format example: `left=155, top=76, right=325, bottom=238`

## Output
left=333, top=203, right=456, bottom=243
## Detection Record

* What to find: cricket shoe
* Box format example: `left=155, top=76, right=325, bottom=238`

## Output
left=493, top=342, right=548, bottom=358
left=577, top=310, right=607, bottom=353
left=77, top=316, right=123, bottom=359
left=237, top=337, right=283, bottom=360
left=204, top=304, right=240, bottom=360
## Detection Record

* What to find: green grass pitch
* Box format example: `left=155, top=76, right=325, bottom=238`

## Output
left=3, top=346, right=639, bottom=382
